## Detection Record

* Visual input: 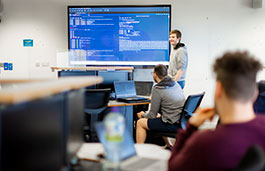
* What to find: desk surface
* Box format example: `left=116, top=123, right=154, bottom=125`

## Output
left=76, top=143, right=170, bottom=171
left=108, top=100, right=150, bottom=107
left=51, top=66, right=134, bottom=71
left=0, top=76, right=103, bottom=104
left=77, top=143, right=170, bottom=162
left=0, top=79, right=46, bottom=83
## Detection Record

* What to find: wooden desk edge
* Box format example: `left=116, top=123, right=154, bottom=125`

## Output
left=0, top=79, right=48, bottom=83
left=0, top=76, right=103, bottom=104
left=108, top=101, right=150, bottom=107
left=51, top=66, right=134, bottom=71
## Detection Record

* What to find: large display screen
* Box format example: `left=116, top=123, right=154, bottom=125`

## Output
left=68, top=5, right=171, bottom=65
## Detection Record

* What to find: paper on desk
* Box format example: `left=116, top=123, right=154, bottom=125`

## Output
left=76, top=143, right=104, bottom=162
left=135, top=143, right=171, bottom=160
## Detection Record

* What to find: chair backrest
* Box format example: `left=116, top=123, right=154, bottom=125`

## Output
left=237, top=145, right=265, bottom=171
left=84, top=88, right=111, bottom=142
left=85, top=88, right=111, bottom=109
left=180, top=92, right=205, bottom=129
left=254, top=81, right=265, bottom=114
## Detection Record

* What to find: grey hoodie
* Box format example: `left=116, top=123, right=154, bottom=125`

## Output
left=168, top=45, right=188, bottom=81
left=142, top=76, right=185, bottom=124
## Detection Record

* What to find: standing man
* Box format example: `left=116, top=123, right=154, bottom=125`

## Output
left=136, top=64, right=185, bottom=145
left=168, top=29, right=188, bottom=89
left=168, top=51, right=265, bottom=170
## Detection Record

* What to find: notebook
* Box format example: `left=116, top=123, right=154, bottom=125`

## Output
left=135, top=81, right=154, bottom=96
left=113, top=81, right=150, bottom=103
left=95, top=122, right=168, bottom=171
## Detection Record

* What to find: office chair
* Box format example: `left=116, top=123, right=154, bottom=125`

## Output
left=254, top=80, right=265, bottom=114
left=237, top=145, right=265, bottom=171
left=83, top=88, right=111, bottom=142
left=148, top=92, right=205, bottom=139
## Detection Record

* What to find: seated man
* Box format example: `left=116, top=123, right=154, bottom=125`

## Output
left=168, top=51, right=265, bottom=170
left=136, top=64, right=185, bottom=144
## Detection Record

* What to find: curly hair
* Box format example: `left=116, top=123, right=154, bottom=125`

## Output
left=213, top=51, right=263, bottom=101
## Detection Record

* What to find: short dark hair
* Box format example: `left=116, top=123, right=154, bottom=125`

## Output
left=154, top=64, right=168, bottom=79
left=170, top=29, right=182, bottom=40
left=213, top=51, right=263, bottom=101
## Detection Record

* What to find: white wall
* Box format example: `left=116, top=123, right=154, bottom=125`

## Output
left=0, top=0, right=265, bottom=106
left=177, top=0, right=265, bottom=106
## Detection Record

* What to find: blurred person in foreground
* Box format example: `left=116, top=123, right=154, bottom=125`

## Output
left=168, top=51, right=265, bottom=171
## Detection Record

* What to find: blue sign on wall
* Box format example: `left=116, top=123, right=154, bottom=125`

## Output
left=4, top=63, right=8, bottom=70
left=3, top=63, right=13, bottom=70
left=8, top=63, right=13, bottom=70
left=23, top=39, right=33, bottom=47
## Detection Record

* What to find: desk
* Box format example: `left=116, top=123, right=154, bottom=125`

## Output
left=108, top=100, right=150, bottom=107
left=51, top=66, right=133, bottom=79
left=52, top=67, right=134, bottom=90
left=0, top=76, right=103, bottom=104
left=51, top=66, right=134, bottom=71
left=76, top=143, right=170, bottom=171
left=108, top=100, right=150, bottom=137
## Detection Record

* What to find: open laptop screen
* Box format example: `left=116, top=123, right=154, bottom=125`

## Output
left=114, top=81, right=137, bottom=99
left=135, top=81, right=153, bottom=96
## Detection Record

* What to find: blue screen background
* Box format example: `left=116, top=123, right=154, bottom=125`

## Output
left=68, top=6, right=170, bottom=65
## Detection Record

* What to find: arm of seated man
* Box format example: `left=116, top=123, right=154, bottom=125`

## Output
left=137, top=111, right=160, bottom=119
left=168, top=107, right=215, bottom=170
left=141, top=88, right=161, bottom=119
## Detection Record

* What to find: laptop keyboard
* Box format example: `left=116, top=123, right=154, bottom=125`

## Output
left=117, top=97, right=150, bottom=103
left=126, top=100, right=151, bottom=103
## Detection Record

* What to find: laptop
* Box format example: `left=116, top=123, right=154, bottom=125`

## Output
left=95, top=122, right=167, bottom=171
left=114, top=81, right=151, bottom=103
left=135, top=81, right=154, bottom=96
